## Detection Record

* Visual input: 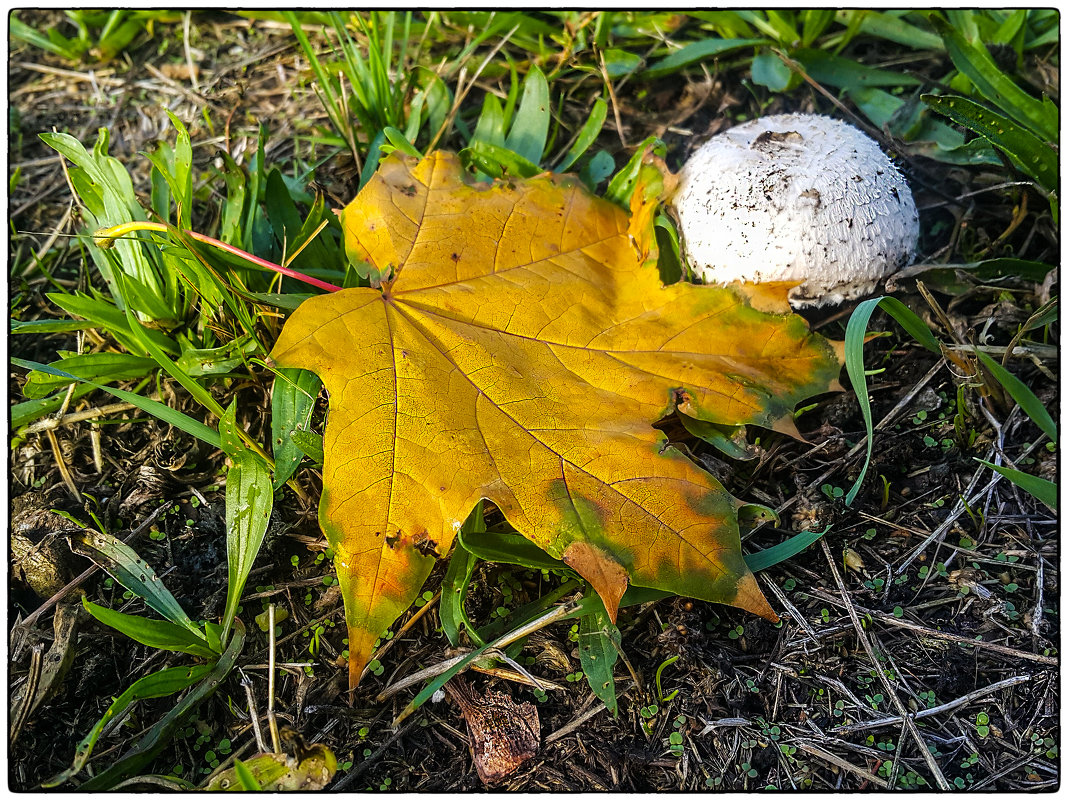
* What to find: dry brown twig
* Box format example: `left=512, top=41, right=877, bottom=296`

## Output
left=832, top=674, right=1033, bottom=734
left=820, top=539, right=952, bottom=790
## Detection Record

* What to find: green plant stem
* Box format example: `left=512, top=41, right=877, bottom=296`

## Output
left=94, top=222, right=343, bottom=293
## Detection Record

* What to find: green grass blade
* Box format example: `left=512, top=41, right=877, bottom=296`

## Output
left=945, top=9, right=981, bottom=43
left=734, top=10, right=789, bottom=42
left=21, top=352, right=155, bottom=399
left=220, top=402, right=274, bottom=645
left=40, top=130, right=165, bottom=309
left=234, top=759, right=265, bottom=791
left=359, top=128, right=389, bottom=187
left=752, top=50, right=798, bottom=91
left=270, top=368, right=322, bottom=489
left=933, top=16, right=1057, bottom=141
left=67, top=527, right=205, bottom=637
left=797, top=48, right=922, bottom=89
left=81, top=599, right=216, bottom=658
left=141, top=110, right=193, bottom=230
left=458, top=527, right=566, bottom=572
left=47, top=290, right=179, bottom=355
left=263, top=168, right=333, bottom=272
left=975, top=459, right=1057, bottom=511
left=686, top=11, right=756, bottom=38
left=504, top=64, right=550, bottom=165
left=42, top=664, right=212, bottom=787
left=76, top=621, right=246, bottom=791
left=10, top=319, right=95, bottom=334
left=556, top=97, right=608, bottom=172
left=643, top=37, right=767, bottom=79
left=1021, top=298, right=1058, bottom=333
left=889, top=257, right=1056, bottom=289
left=800, top=9, right=836, bottom=46
left=834, top=10, right=944, bottom=51
left=290, top=429, right=324, bottom=464
left=10, top=14, right=84, bottom=59
left=678, top=411, right=754, bottom=461
left=461, top=140, right=542, bottom=179
left=743, top=526, right=832, bottom=573
left=422, top=71, right=453, bottom=144
left=217, top=151, right=248, bottom=245
left=843, top=297, right=941, bottom=505
left=11, top=358, right=220, bottom=447
left=116, top=276, right=227, bottom=420
left=992, top=8, right=1027, bottom=47
left=922, top=94, right=1057, bottom=192
left=441, top=542, right=481, bottom=649
left=382, top=126, right=423, bottom=157
left=578, top=597, right=621, bottom=716
left=654, top=213, right=684, bottom=283
left=501, top=58, right=521, bottom=130
left=285, top=12, right=346, bottom=138
left=11, top=384, right=97, bottom=429
left=440, top=503, right=486, bottom=648
left=600, top=48, right=643, bottom=79
left=605, top=136, right=663, bottom=207
left=580, top=150, right=616, bottom=189
left=973, top=349, right=1057, bottom=444
left=471, top=92, right=507, bottom=149
left=844, top=87, right=1000, bottom=165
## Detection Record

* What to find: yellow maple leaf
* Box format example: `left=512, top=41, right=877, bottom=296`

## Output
left=271, top=151, right=844, bottom=687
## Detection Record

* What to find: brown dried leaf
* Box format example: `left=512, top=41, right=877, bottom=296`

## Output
left=446, top=676, right=540, bottom=785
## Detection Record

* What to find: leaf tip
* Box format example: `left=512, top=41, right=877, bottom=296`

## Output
left=562, top=541, right=628, bottom=623
left=736, top=571, right=779, bottom=623
left=347, top=626, right=377, bottom=691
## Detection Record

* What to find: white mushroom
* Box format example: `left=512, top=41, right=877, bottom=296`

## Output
left=669, top=113, right=920, bottom=308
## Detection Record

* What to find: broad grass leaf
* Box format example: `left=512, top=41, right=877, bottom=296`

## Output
left=270, top=367, right=323, bottom=489
left=11, top=358, right=220, bottom=448
left=22, top=352, right=155, bottom=399
left=504, top=64, right=550, bottom=165
left=843, top=296, right=940, bottom=505
left=973, top=349, right=1057, bottom=444
left=440, top=503, right=486, bottom=648
left=975, top=459, right=1057, bottom=511
left=220, top=402, right=274, bottom=644
left=933, top=16, right=1058, bottom=142
left=67, top=527, right=206, bottom=638
left=643, top=38, right=767, bottom=80
left=556, top=97, right=608, bottom=172
left=81, top=599, right=217, bottom=658
left=922, top=93, right=1058, bottom=193
left=271, top=151, right=843, bottom=686
left=43, top=664, right=212, bottom=788
left=578, top=597, right=621, bottom=716
left=76, top=621, right=246, bottom=791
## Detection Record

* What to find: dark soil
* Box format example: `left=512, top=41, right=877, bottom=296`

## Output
left=9, top=12, right=1058, bottom=792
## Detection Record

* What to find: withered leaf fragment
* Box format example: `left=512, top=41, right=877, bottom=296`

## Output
left=446, top=676, right=540, bottom=785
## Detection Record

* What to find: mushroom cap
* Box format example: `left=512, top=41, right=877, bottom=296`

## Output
left=671, top=113, right=920, bottom=307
